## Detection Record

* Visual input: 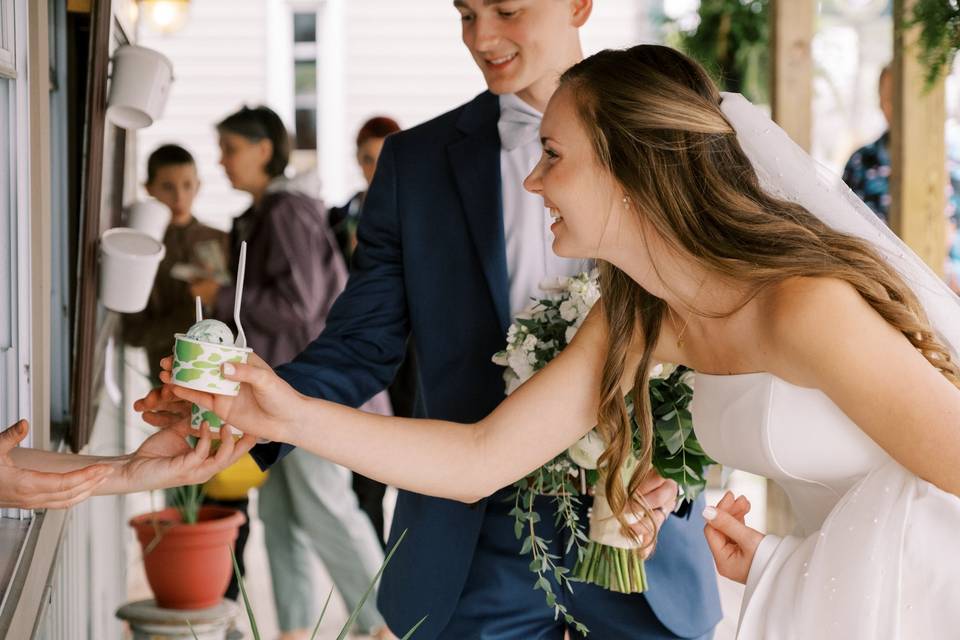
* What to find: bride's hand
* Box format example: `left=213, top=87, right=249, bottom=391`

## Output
left=161, top=353, right=306, bottom=444
left=702, top=491, right=764, bottom=584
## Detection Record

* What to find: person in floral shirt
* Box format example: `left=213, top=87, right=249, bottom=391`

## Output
left=842, top=66, right=893, bottom=223
left=843, top=64, right=960, bottom=294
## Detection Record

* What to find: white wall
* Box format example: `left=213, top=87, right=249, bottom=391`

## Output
left=137, top=0, right=272, bottom=230
left=136, top=0, right=657, bottom=227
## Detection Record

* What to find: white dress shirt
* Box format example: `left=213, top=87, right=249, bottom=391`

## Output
left=498, top=93, right=590, bottom=315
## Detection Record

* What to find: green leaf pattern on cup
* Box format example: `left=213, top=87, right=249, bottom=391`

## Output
left=175, top=368, right=204, bottom=382
left=172, top=335, right=249, bottom=395
left=176, top=340, right=204, bottom=362
left=191, top=404, right=225, bottom=431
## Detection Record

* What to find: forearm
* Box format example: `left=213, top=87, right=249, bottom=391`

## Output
left=271, top=314, right=605, bottom=499
left=286, top=396, right=497, bottom=503
left=10, top=448, right=132, bottom=495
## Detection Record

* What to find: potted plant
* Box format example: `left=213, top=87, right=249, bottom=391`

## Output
left=129, top=483, right=246, bottom=610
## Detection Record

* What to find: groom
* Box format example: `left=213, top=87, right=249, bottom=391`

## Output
left=141, top=1, right=720, bottom=637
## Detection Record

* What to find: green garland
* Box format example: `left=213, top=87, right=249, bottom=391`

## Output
left=663, top=0, right=770, bottom=104
left=909, top=0, right=960, bottom=89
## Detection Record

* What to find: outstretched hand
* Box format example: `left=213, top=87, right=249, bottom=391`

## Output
left=702, top=491, right=764, bottom=584
left=160, top=353, right=306, bottom=445
left=134, top=378, right=192, bottom=429
left=116, top=420, right=256, bottom=493
left=0, top=420, right=113, bottom=510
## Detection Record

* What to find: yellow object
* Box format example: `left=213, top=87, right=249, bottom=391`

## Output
left=204, top=454, right=268, bottom=501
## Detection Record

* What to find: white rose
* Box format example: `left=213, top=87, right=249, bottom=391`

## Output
left=651, top=362, right=677, bottom=380
left=565, top=325, right=578, bottom=344
left=539, top=276, right=568, bottom=294
left=583, top=282, right=601, bottom=307
left=680, top=369, right=695, bottom=391
left=522, top=334, right=538, bottom=351
left=567, top=429, right=606, bottom=469
left=559, top=299, right=579, bottom=322
left=507, top=350, right=534, bottom=382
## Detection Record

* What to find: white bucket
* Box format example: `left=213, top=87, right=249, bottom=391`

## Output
left=99, top=228, right=166, bottom=313
left=123, top=198, right=170, bottom=242
left=106, top=45, right=174, bottom=130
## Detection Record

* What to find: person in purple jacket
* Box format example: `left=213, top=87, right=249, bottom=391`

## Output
left=191, top=105, right=393, bottom=640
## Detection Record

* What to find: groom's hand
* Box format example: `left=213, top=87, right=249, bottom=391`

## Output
left=628, top=470, right=679, bottom=556
left=133, top=356, right=191, bottom=428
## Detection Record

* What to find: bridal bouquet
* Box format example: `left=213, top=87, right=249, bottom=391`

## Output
left=492, top=270, right=714, bottom=632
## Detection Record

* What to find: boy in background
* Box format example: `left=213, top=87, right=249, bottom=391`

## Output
left=124, top=143, right=229, bottom=381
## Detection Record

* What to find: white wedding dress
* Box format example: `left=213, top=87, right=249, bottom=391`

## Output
left=692, top=371, right=960, bottom=640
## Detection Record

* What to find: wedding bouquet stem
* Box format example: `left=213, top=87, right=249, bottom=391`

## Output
left=573, top=489, right=648, bottom=594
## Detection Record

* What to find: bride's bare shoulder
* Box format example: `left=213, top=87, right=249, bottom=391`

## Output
left=760, top=276, right=880, bottom=356
left=764, top=276, right=864, bottom=322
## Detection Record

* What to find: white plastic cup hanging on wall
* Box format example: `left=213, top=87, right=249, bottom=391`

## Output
left=123, top=198, right=171, bottom=242
left=99, top=228, right=166, bottom=313
left=106, top=45, right=174, bottom=130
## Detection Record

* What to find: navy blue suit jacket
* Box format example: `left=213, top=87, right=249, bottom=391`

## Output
left=252, top=91, right=721, bottom=639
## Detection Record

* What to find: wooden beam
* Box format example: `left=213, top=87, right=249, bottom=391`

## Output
left=766, top=0, right=816, bottom=537
left=28, top=0, right=52, bottom=451
left=890, top=0, right=946, bottom=272
left=770, top=0, right=815, bottom=150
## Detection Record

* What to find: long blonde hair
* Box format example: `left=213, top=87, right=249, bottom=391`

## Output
left=559, top=44, right=960, bottom=544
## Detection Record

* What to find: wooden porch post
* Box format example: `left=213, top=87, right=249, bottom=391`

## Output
left=771, top=0, right=815, bottom=150
left=765, top=0, right=816, bottom=537
left=890, top=0, right=946, bottom=270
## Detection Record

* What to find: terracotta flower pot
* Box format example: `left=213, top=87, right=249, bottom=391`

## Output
left=129, top=505, right=246, bottom=610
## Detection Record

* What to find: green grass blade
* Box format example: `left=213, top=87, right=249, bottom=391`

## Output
left=334, top=529, right=409, bottom=640
left=398, top=615, right=429, bottom=640
left=231, top=546, right=261, bottom=640
left=309, top=587, right=335, bottom=640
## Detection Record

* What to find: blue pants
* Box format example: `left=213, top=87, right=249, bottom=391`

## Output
left=438, top=491, right=714, bottom=640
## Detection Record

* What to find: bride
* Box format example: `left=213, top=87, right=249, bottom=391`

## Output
left=153, top=45, right=960, bottom=638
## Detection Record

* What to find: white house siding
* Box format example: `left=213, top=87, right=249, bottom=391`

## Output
left=136, top=0, right=272, bottom=231
left=136, top=0, right=658, bottom=225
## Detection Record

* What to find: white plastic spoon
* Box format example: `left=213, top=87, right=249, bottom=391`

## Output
left=234, top=241, right=248, bottom=348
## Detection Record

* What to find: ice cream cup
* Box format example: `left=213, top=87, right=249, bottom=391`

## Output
left=171, top=333, right=251, bottom=396
left=191, top=403, right=226, bottom=432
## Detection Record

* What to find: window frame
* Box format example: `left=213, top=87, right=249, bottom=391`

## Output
left=69, top=7, right=128, bottom=453
left=0, top=0, right=32, bottom=523
left=0, top=0, right=15, bottom=78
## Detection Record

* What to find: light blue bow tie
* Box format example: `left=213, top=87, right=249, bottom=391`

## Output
left=498, top=103, right=542, bottom=151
